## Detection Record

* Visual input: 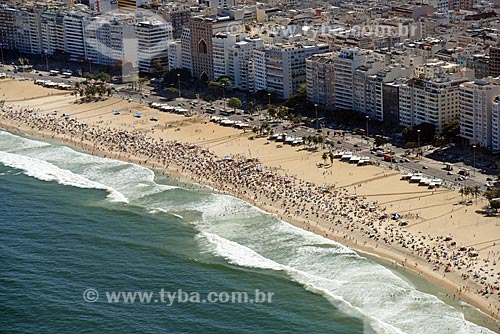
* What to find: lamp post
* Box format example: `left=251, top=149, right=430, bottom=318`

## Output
left=44, top=50, right=49, bottom=72
left=315, top=103, right=319, bottom=130
left=0, top=43, right=4, bottom=67
left=177, top=73, right=181, bottom=97
left=267, top=92, right=271, bottom=106
left=365, top=115, right=369, bottom=137
left=222, top=83, right=226, bottom=111
left=472, top=145, right=476, bottom=176
left=417, top=129, right=421, bottom=159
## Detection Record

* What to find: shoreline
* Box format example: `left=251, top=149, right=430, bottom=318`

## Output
left=0, top=85, right=499, bottom=330
left=1, top=119, right=499, bottom=330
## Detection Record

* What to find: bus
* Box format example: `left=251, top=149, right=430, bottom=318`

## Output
left=383, top=153, right=393, bottom=162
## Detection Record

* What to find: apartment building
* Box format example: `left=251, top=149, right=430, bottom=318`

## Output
left=136, top=20, right=172, bottom=73
left=252, top=48, right=267, bottom=93
left=85, top=14, right=137, bottom=66
left=333, top=48, right=369, bottom=110
left=213, top=32, right=241, bottom=80
left=40, top=10, right=65, bottom=55
left=15, top=8, right=42, bottom=55
left=163, top=7, right=191, bottom=39
left=167, top=40, right=182, bottom=70
left=399, top=76, right=466, bottom=133
left=189, top=15, right=239, bottom=81
left=492, top=96, right=500, bottom=153
left=489, top=44, right=500, bottom=77
left=63, top=11, right=88, bottom=62
left=265, top=43, right=331, bottom=99
left=180, top=27, right=192, bottom=74
left=0, top=6, right=17, bottom=50
left=201, top=0, right=235, bottom=9
left=460, top=80, right=500, bottom=149
left=306, top=53, right=336, bottom=111
left=229, top=37, right=264, bottom=91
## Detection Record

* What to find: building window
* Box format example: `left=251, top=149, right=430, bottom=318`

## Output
left=198, top=39, right=207, bottom=54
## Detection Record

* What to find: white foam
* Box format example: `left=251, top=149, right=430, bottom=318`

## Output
left=0, top=151, right=128, bottom=203
left=192, top=195, right=495, bottom=334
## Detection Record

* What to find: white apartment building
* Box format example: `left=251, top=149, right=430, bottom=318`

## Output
left=492, top=97, right=500, bottom=153
left=64, top=12, right=87, bottom=61
left=333, top=48, right=369, bottom=110
left=180, top=27, right=192, bottom=74
left=15, top=9, right=42, bottom=55
left=212, top=32, right=240, bottom=80
left=306, top=52, right=337, bottom=111
left=229, top=37, right=263, bottom=92
left=40, top=11, right=65, bottom=55
left=0, top=6, right=17, bottom=50
left=136, top=20, right=173, bottom=73
left=265, top=43, right=331, bottom=99
left=252, top=48, right=267, bottom=93
left=353, top=63, right=382, bottom=119
left=167, top=40, right=183, bottom=70
left=399, top=77, right=466, bottom=133
left=460, top=80, right=500, bottom=149
left=201, top=0, right=235, bottom=9
left=85, top=15, right=137, bottom=66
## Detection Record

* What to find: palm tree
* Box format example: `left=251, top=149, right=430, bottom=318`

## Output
left=328, top=152, right=334, bottom=165
left=473, top=185, right=481, bottom=204
left=321, top=152, right=328, bottom=166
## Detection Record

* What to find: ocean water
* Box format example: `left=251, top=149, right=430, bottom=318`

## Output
left=0, top=130, right=496, bottom=334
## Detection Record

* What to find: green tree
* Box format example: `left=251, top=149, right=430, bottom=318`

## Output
left=96, top=72, right=111, bottom=82
left=490, top=199, right=500, bottom=211
left=442, top=117, right=460, bottom=143
left=277, top=106, right=289, bottom=119
left=164, top=87, right=179, bottom=95
left=374, top=136, right=387, bottom=147
left=267, top=104, right=277, bottom=118
left=227, top=97, right=242, bottom=111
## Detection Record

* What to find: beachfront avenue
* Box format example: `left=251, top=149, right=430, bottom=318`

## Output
left=83, top=288, right=274, bottom=305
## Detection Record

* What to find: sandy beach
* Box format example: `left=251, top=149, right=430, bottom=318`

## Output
left=1, top=79, right=499, bottom=329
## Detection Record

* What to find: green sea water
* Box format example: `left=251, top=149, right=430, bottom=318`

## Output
left=0, top=130, right=497, bottom=334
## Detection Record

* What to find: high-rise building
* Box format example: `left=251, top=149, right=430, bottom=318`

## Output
left=489, top=45, right=500, bottom=77
left=252, top=48, right=267, bottom=92
left=264, top=43, right=331, bottom=99
left=460, top=80, right=500, bottom=149
left=85, top=14, right=137, bottom=66
left=201, top=0, right=235, bottom=9
left=180, top=27, right=192, bottom=73
left=40, top=10, right=65, bottom=55
left=212, top=32, right=240, bottom=80
left=399, top=77, right=466, bottom=133
left=63, top=11, right=87, bottom=62
left=333, top=48, right=369, bottom=110
left=0, top=6, right=17, bottom=51
left=188, top=15, right=239, bottom=81
left=136, top=20, right=172, bottom=73
left=167, top=40, right=182, bottom=70
left=229, top=37, right=263, bottom=91
left=492, top=96, right=500, bottom=153
left=306, top=52, right=336, bottom=111
left=15, top=8, right=43, bottom=55
left=163, top=8, right=191, bottom=39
